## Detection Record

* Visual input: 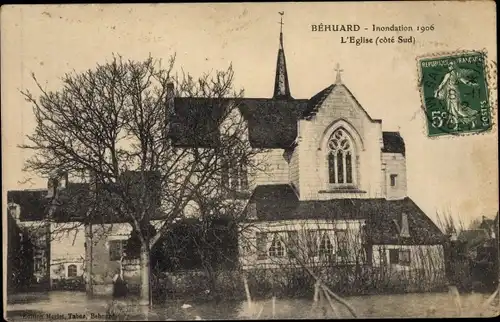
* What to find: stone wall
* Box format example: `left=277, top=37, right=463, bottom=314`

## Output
left=50, top=223, right=85, bottom=281
left=252, top=150, right=290, bottom=188
left=382, top=153, right=407, bottom=200
left=88, top=223, right=132, bottom=292
left=239, top=219, right=364, bottom=269
left=295, top=85, right=385, bottom=201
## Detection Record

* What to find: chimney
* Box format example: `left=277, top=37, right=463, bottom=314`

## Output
left=8, top=203, right=21, bottom=222
left=46, top=176, right=56, bottom=199
left=58, top=171, right=68, bottom=190
left=400, top=213, right=410, bottom=238
left=167, top=82, right=175, bottom=116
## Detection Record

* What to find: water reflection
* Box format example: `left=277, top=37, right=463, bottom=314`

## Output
left=6, top=291, right=499, bottom=320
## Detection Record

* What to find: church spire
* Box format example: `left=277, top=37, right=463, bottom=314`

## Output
left=273, top=12, right=292, bottom=99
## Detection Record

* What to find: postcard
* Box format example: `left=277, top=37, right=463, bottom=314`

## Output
left=2, top=2, right=498, bottom=320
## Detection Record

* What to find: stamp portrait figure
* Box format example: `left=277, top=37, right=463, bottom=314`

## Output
left=434, top=60, right=479, bottom=127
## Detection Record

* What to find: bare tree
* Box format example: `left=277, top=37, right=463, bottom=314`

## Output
left=20, top=54, right=265, bottom=305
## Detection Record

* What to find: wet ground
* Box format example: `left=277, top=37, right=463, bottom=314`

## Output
left=5, top=290, right=500, bottom=320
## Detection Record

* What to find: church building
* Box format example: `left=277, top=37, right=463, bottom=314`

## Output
left=6, top=19, right=447, bottom=295
left=168, top=20, right=446, bottom=281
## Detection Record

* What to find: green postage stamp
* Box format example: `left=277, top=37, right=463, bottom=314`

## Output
left=418, top=51, right=491, bottom=137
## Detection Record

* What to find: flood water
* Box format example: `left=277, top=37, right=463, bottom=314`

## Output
left=6, top=290, right=500, bottom=320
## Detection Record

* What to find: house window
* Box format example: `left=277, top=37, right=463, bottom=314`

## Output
left=399, top=249, right=411, bottom=266
left=286, top=231, right=299, bottom=259
left=67, top=264, right=77, bottom=278
left=389, top=248, right=411, bottom=266
left=256, top=232, right=268, bottom=260
left=34, top=257, right=43, bottom=274
left=109, top=240, right=126, bottom=261
left=336, top=229, right=349, bottom=259
left=328, top=129, right=354, bottom=185
left=360, top=225, right=367, bottom=245
left=379, top=247, right=387, bottom=266
left=269, top=233, right=285, bottom=258
left=222, top=159, right=248, bottom=191
left=390, top=174, right=398, bottom=187
left=306, top=230, right=319, bottom=258
left=319, top=231, right=334, bottom=256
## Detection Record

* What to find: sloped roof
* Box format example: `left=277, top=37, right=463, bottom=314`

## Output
left=240, top=98, right=308, bottom=148
left=303, top=84, right=336, bottom=119
left=169, top=97, right=227, bottom=148
left=302, top=84, right=382, bottom=123
left=364, top=198, right=446, bottom=245
left=168, top=83, right=399, bottom=151
left=169, top=97, right=308, bottom=149
left=479, top=218, right=495, bottom=231
left=245, top=184, right=445, bottom=245
left=7, top=189, right=49, bottom=222
left=382, top=132, right=406, bottom=155
left=458, top=229, right=490, bottom=248
left=7, top=184, right=91, bottom=222
left=7, top=171, right=164, bottom=224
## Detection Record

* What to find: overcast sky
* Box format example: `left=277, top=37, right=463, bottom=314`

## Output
left=1, top=2, right=497, bottom=227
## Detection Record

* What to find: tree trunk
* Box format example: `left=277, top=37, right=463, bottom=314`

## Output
left=85, top=223, right=93, bottom=296
left=139, top=243, right=151, bottom=306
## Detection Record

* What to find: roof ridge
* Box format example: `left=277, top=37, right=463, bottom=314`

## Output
left=303, top=84, right=336, bottom=119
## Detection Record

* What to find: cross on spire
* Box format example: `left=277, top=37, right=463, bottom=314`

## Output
left=278, top=11, right=284, bottom=33
left=335, top=63, right=344, bottom=84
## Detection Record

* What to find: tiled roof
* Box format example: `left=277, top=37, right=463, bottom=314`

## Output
left=168, top=84, right=399, bottom=151
left=245, top=184, right=445, bottom=245
left=458, top=229, right=490, bottom=248
left=364, top=198, right=446, bottom=245
left=479, top=218, right=495, bottom=231
left=169, top=97, right=308, bottom=149
left=302, top=84, right=335, bottom=118
left=7, top=171, right=164, bottom=224
left=240, top=98, right=308, bottom=148
left=302, top=84, right=336, bottom=119
left=8, top=189, right=48, bottom=221
left=169, top=97, right=228, bottom=148
left=382, top=132, right=406, bottom=155
left=7, top=184, right=90, bottom=222
left=302, top=84, right=382, bottom=123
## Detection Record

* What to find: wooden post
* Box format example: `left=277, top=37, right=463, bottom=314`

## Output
left=243, top=275, right=252, bottom=310
left=256, top=305, right=264, bottom=319
left=322, top=285, right=339, bottom=318
left=313, top=281, right=319, bottom=304
left=272, top=296, right=276, bottom=318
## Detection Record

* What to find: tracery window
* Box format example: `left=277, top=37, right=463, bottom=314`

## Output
left=328, top=129, right=354, bottom=184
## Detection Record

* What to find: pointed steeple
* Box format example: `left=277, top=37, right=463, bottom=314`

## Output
left=273, top=12, right=292, bottom=99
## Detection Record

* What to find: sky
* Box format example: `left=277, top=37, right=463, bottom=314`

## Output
left=1, top=2, right=498, bottom=227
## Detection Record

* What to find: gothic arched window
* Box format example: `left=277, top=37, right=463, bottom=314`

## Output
left=328, top=128, right=354, bottom=184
